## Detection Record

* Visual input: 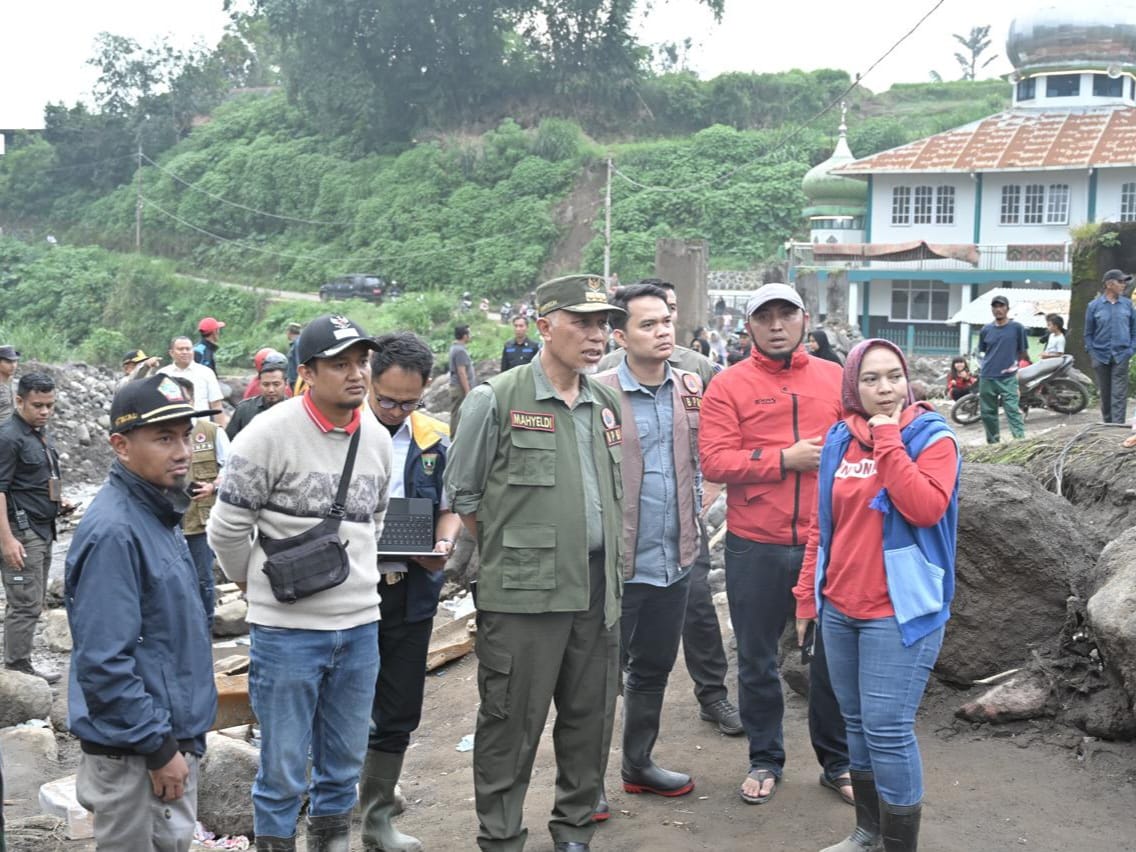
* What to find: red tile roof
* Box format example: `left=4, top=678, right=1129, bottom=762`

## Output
left=835, top=108, right=1136, bottom=174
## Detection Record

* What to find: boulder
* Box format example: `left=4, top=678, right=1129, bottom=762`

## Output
left=0, top=725, right=58, bottom=764
left=212, top=599, right=249, bottom=638
left=197, top=732, right=259, bottom=838
left=1087, top=533, right=1136, bottom=705
left=942, top=464, right=1099, bottom=684
left=43, top=609, right=72, bottom=653
left=50, top=689, right=69, bottom=733
left=0, top=669, right=52, bottom=727
left=956, top=670, right=1054, bottom=723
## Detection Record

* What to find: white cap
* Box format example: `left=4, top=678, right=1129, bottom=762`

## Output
left=745, top=283, right=804, bottom=316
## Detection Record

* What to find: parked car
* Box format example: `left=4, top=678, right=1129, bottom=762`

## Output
left=318, top=274, right=386, bottom=303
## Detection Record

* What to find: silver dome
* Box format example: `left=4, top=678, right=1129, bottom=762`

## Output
left=1007, top=1, right=1136, bottom=73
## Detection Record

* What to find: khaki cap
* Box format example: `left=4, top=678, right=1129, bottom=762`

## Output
left=535, top=274, right=625, bottom=318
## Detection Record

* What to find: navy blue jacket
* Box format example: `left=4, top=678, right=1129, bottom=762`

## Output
left=500, top=337, right=539, bottom=372
left=1084, top=294, right=1136, bottom=365
left=65, top=461, right=217, bottom=767
left=401, top=412, right=451, bottom=623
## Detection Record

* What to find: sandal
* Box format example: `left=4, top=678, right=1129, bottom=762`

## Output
left=819, top=772, right=855, bottom=806
left=739, top=769, right=777, bottom=805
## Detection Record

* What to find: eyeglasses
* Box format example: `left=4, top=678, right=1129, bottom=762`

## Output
left=375, top=396, right=425, bottom=412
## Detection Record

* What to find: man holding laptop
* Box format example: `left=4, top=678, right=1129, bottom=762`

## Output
left=361, top=332, right=461, bottom=852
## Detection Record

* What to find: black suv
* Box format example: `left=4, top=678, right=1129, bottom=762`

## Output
left=318, top=274, right=386, bottom=303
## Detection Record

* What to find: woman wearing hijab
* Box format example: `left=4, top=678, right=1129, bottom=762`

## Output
left=793, top=339, right=960, bottom=852
left=808, top=330, right=844, bottom=365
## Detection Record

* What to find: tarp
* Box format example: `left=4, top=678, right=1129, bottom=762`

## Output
left=948, top=288, right=1070, bottom=329
left=812, top=241, right=980, bottom=266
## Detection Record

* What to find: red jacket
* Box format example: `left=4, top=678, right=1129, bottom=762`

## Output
left=699, top=344, right=843, bottom=546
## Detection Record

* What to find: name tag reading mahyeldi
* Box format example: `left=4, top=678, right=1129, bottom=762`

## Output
left=510, top=410, right=555, bottom=432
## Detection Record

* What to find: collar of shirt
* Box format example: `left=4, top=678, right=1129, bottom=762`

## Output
left=616, top=358, right=673, bottom=395
left=389, top=419, right=412, bottom=499
left=301, top=391, right=362, bottom=434
left=530, top=354, right=594, bottom=406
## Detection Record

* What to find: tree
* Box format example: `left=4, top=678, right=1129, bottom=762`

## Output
left=953, top=25, right=997, bottom=81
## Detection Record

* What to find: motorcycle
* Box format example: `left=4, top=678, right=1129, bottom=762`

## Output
left=500, top=301, right=513, bottom=321
left=950, top=354, right=1089, bottom=425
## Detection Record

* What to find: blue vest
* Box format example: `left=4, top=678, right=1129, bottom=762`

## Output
left=812, top=412, right=960, bottom=647
left=401, top=413, right=450, bottom=623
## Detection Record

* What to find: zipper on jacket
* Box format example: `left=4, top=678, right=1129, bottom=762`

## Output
left=790, top=391, right=801, bottom=546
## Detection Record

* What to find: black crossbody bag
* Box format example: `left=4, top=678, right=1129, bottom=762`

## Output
left=259, top=428, right=361, bottom=603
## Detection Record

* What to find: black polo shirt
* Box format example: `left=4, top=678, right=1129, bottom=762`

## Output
left=0, top=413, right=61, bottom=542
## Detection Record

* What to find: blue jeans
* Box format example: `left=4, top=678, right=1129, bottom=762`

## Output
left=821, top=604, right=943, bottom=807
left=249, top=622, right=379, bottom=838
left=723, top=534, right=848, bottom=779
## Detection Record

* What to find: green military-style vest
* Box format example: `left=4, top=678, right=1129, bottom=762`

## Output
left=478, top=363, right=624, bottom=627
left=183, top=420, right=220, bottom=535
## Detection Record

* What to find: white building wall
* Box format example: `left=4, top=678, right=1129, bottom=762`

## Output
left=979, top=170, right=1089, bottom=243
left=1095, top=166, right=1136, bottom=222
left=869, top=175, right=976, bottom=244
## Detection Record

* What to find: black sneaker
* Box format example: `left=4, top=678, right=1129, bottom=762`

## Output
left=699, top=698, right=743, bottom=736
left=6, top=660, right=61, bottom=685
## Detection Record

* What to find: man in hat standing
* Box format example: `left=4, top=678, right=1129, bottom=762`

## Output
left=66, top=375, right=219, bottom=850
left=117, top=349, right=161, bottom=391
left=699, top=283, right=850, bottom=808
left=284, top=322, right=303, bottom=390
left=208, top=315, right=391, bottom=851
left=0, top=346, right=20, bottom=424
left=445, top=274, right=625, bottom=852
left=978, top=295, right=1029, bottom=443
left=194, top=317, right=225, bottom=375
left=1084, top=269, right=1136, bottom=423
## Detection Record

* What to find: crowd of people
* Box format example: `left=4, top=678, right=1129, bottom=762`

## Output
left=1, top=266, right=1134, bottom=852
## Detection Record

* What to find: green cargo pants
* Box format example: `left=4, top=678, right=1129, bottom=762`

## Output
left=979, top=375, right=1026, bottom=444
left=473, top=554, right=619, bottom=851
left=1, top=528, right=53, bottom=666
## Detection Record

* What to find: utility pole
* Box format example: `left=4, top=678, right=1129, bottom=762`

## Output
left=603, top=156, right=612, bottom=282
left=134, top=140, right=143, bottom=252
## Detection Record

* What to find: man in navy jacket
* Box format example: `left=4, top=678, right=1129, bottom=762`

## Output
left=65, top=375, right=219, bottom=851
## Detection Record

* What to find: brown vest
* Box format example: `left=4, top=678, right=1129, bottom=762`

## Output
left=182, top=421, right=220, bottom=535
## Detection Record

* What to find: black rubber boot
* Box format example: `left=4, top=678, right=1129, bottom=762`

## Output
left=821, top=770, right=882, bottom=851
left=254, top=836, right=296, bottom=851
left=359, top=750, right=422, bottom=851
left=620, top=690, right=694, bottom=797
left=306, top=811, right=352, bottom=852
left=880, top=801, right=921, bottom=852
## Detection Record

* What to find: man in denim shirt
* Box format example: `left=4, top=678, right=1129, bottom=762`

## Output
left=1084, top=269, right=1136, bottom=423
left=595, top=283, right=702, bottom=810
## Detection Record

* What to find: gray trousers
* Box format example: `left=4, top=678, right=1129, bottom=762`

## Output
left=473, top=555, right=619, bottom=851
left=1093, top=358, right=1131, bottom=423
left=1, top=528, right=52, bottom=665
left=76, top=752, right=199, bottom=852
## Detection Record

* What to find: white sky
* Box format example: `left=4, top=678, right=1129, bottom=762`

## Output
left=0, top=0, right=1020, bottom=129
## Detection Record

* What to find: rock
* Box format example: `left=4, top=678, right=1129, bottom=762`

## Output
left=45, top=578, right=65, bottom=608
left=0, top=725, right=58, bottom=763
left=75, top=424, right=91, bottom=446
left=96, top=414, right=111, bottom=430
left=50, top=689, right=69, bottom=732
left=0, top=669, right=52, bottom=726
left=956, top=670, right=1054, bottom=723
left=43, top=610, right=72, bottom=653
left=212, top=599, right=249, bottom=637
left=1087, top=536, right=1136, bottom=705
left=704, top=492, right=726, bottom=531
left=707, top=568, right=725, bottom=595
left=1064, top=677, right=1136, bottom=739
left=198, top=732, right=259, bottom=837
left=941, top=464, right=1099, bottom=685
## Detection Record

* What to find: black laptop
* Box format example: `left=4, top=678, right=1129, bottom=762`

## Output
left=377, top=497, right=442, bottom=557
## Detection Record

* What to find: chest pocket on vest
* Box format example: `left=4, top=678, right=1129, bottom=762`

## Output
left=507, top=429, right=557, bottom=487
left=501, top=524, right=556, bottom=590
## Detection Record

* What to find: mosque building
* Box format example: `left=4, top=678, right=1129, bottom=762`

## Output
left=790, top=1, right=1136, bottom=354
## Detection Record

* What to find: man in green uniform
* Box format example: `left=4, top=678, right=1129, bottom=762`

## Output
left=445, top=274, right=626, bottom=852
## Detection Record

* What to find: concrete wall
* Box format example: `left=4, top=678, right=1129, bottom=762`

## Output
left=656, top=239, right=708, bottom=346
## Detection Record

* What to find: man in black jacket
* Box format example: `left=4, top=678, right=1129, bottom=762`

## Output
left=500, top=316, right=539, bottom=372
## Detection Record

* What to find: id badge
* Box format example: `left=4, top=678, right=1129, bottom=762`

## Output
left=48, top=477, right=61, bottom=502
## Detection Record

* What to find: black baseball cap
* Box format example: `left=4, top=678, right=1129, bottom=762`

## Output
left=0, top=345, right=20, bottom=361
left=1103, top=268, right=1133, bottom=284
left=990, top=295, right=1009, bottom=307
left=122, top=349, right=148, bottom=365
left=296, top=314, right=379, bottom=364
left=110, top=375, right=220, bottom=434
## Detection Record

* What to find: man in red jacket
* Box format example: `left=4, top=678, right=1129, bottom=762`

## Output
left=699, top=283, right=850, bottom=807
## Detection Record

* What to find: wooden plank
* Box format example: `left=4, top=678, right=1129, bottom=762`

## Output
left=213, top=655, right=250, bottom=676
left=213, top=673, right=256, bottom=730
left=426, top=617, right=476, bottom=672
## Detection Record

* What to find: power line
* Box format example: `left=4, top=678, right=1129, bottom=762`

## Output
left=140, top=195, right=558, bottom=265
left=139, top=152, right=358, bottom=228
left=612, top=0, right=948, bottom=194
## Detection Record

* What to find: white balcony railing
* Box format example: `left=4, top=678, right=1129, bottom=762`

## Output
left=788, top=241, right=1072, bottom=274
